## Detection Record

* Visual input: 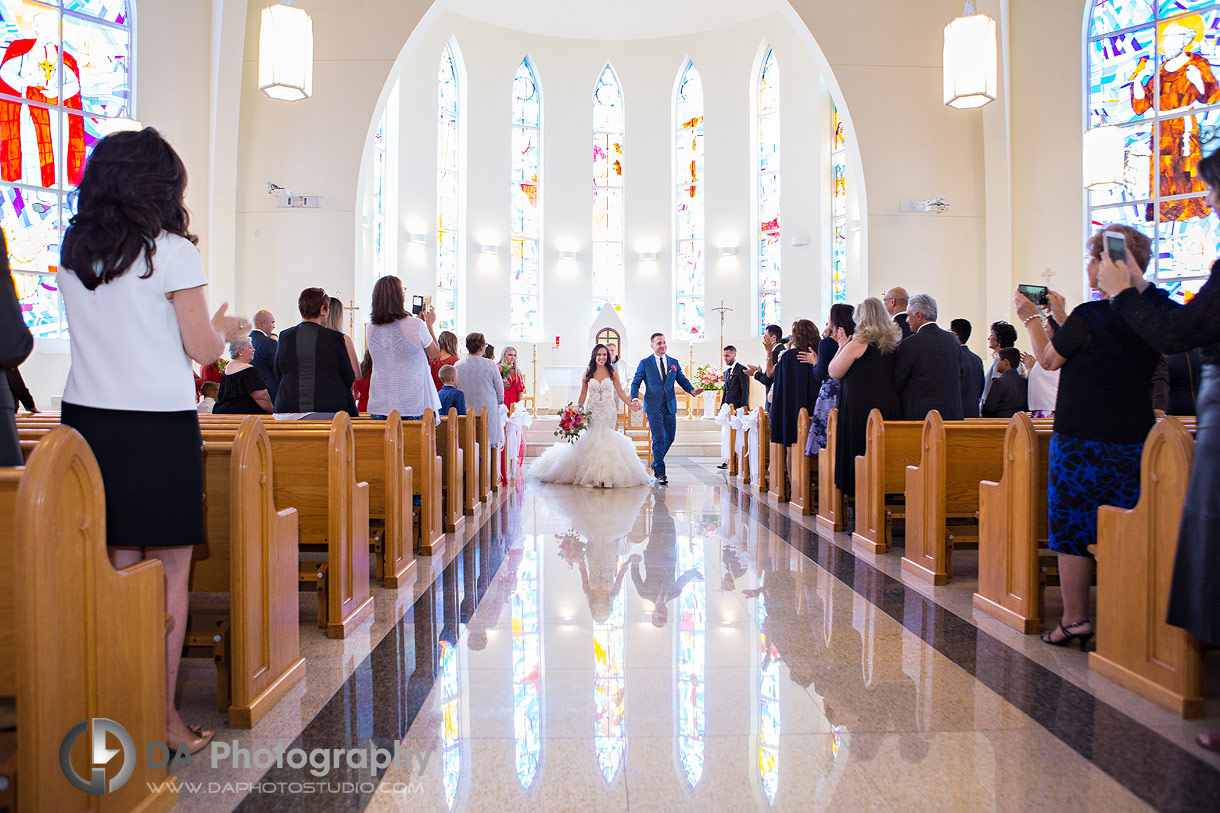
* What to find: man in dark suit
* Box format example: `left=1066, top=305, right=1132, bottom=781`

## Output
left=718, top=345, right=750, bottom=469
left=249, top=309, right=280, bottom=403
left=892, top=294, right=965, bottom=421
left=950, top=318, right=985, bottom=419
left=630, top=332, right=702, bottom=485
left=745, top=324, right=785, bottom=411
left=981, top=347, right=1028, bottom=418
left=884, top=286, right=914, bottom=339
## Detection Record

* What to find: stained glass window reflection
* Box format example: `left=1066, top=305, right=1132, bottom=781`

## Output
left=436, top=44, right=461, bottom=331
left=757, top=48, right=781, bottom=332
left=676, top=533, right=705, bottom=788
left=831, top=104, right=848, bottom=305
left=593, top=555, right=626, bottom=784
left=439, top=639, right=461, bottom=809
left=758, top=592, right=780, bottom=806
left=592, top=64, right=624, bottom=319
left=512, top=534, right=542, bottom=789
left=675, top=60, right=705, bottom=339
left=4, top=0, right=133, bottom=339
left=512, top=58, right=541, bottom=341
left=1086, top=1, right=1220, bottom=302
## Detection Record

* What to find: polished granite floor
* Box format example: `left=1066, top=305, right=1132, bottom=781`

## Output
left=172, top=458, right=1220, bottom=812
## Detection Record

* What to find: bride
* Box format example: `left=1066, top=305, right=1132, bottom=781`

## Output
left=530, top=343, right=654, bottom=488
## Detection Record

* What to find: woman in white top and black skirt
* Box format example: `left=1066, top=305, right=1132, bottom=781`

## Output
left=58, top=128, right=247, bottom=755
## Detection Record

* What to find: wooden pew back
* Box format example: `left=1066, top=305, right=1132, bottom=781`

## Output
left=436, top=407, right=465, bottom=534
left=403, top=411, right=445, bottom=554
left=852, top=410, right=924, bottom=553
left=816, top=408, right=843, bottom=532
left=348, top=413, right=416, bottom=589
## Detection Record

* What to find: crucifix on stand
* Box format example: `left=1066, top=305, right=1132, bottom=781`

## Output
left=334, top=291, right=360, bottom=335
left=711, top=300, right=733, bottom=351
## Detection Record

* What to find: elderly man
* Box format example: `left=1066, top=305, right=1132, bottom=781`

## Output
left=892, top=293, right=964, bottom=421
left=883, top=287, right=913, bottom=339
left=249, top=309, right=279, bottom=402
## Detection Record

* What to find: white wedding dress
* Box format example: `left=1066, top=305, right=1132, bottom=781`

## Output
left=530, top=377, right=655, bottom=487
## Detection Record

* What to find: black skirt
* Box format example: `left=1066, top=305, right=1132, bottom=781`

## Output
left=61, top=402, right=206, bottom=548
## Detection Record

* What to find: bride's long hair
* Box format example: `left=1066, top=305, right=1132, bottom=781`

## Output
left=584, top=343, right=614, bottom=381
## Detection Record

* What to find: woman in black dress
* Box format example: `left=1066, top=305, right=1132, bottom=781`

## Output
left=214, top=337, right=272, bottom=414
left=769, top=318, right=822, bottom=447
left=273, top=287, right=358, bottom=416
left=831, top=297, right=902, bottom=495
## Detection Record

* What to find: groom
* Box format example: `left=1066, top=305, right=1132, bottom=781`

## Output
left=630, top=332, right=701, bottom=485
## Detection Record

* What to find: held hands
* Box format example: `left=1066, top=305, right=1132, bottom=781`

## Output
left=692, top=388, right=704, bottom=397
left=212, top=303, right=247, bottom=343
left=630, top=397, right=642, bottom=411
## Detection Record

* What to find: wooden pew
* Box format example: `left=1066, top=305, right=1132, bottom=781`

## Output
left=974, top=413, right=1053, bottom=633
left=767, top=431, right=789, bottom=502
left=474, top=407, right=494, bottom=497
left=195, top=417, right=305, bottom=727
left=851, top=410, right=924, bottom=554
left=436, top=407, right=465, bottom=535
left=455, top=410, right=480, bottom=517
left=816, top=408, right=844, bottom=533
left=404, top=411, right=445, bottom=555
left=755, top=409, right=770, bottom=495
left=901, top=412, right=1008, bottom=585
left=738, top=409, right=753, bottom=486
left=1091, top=417, right=1204, bottom=718
left=0, top=427, right=176, bottom=812
left=350, top=413, right=417, bottom=589
left=790, top=408, right=815, bottom=515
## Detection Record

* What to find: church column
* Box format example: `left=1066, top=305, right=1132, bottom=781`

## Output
left=206, top=0, right=249, bottom=309
left=980, top=0, right=1014, bottom=331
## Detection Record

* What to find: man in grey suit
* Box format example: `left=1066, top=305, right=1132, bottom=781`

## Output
left=950, top=318, right=986, bottom=419
left=892, top=294, right=965, bottom=421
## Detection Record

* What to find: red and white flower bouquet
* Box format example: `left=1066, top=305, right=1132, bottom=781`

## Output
left=554, top=403, right=591, bottom=443
left=694, top=364, right=724, bottom=392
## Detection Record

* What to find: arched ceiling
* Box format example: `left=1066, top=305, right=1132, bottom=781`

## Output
left=443, top=0, right=778, bottom=40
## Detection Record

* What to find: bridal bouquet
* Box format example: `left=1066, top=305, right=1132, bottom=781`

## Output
left=554, top=403, right=591, bottom=443
left=694, top=364, right=724, bottom=391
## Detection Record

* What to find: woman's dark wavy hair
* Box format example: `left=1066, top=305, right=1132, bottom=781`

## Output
left=60, top=128, right=196, bottom=291
left=584, top=343, right=613, bottom=381
left=828, top=303, right=856, bottom=336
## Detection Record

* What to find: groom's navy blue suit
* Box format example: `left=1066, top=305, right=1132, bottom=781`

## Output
left=630, top=354, right=696, bottom=479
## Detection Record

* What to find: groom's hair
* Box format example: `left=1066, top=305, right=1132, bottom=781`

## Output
left=724, top=345, right=736, bottom=353
left=650, top=332, right=665, bottom=342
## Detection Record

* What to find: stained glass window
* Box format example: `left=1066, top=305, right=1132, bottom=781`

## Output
left=512, top=533, right=542, bottom=789
left=675, top=60, right=705, bottom=339
left=757, top=48, right=781, bottom=332
left=511, top=57, right=541, bottom=341
left=758, top=592, right=780, bottom=806
left=436, top=44, right=461, bottom=331
left=593, top=554, right=626, bottom=784
left=5, top=0, right=133, bottom=340
left=592, top=63, right=623, bottom=319
left=372, top=103, right=388, bottom=280
left=831, top=104, right=848, bottom=305
left=1087, top=0, right=1220, bottom=302
left=676, top=531, right=705, bottom=788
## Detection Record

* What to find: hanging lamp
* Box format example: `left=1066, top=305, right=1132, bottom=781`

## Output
left=943, top=1, right=997, bottom=109
left=1084, top=125, right=1125, bottom=190
left=258, top=1, right=313, bottom=102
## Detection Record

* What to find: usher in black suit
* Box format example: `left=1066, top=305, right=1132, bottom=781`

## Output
left=722, top=361, right=750, bottom=410
left=892, top=322, right=965, bottom=421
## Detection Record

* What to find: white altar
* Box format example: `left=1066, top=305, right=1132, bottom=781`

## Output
left=540, top=365, right=587, bottom=408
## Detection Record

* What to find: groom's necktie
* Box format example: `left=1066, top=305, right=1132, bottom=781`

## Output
left=657, top=355, right=666, bottom=381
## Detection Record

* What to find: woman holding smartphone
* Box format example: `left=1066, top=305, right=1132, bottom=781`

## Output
left=1015, top=223, right=1163, bottom=649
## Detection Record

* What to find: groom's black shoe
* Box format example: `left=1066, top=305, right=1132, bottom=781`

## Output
left=657, top=476, right=669, bottom=485
left=716, top=462, right=728, bottom=469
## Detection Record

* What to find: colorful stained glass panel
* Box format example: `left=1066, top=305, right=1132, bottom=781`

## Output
left=63, top=1, right=129, bottom=25
left=675, top=60, right=704, bottom=338
left=1157, top=214, right=1220, bottom=277
left=592, top=63, right=624, bottom=319
left=511, top=58, right=541, bottom=341
left=1088, top=122, right=1154, bottom=206
left=1091, top=0, right=1156, bottom=36
left=1159, top=1, right=1220, bottom=17
left=1088, top=30, right=1156, bottom=126
left=61, top=14, right=128, bottom=117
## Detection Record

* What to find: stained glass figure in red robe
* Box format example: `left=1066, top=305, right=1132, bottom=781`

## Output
left=1131, top=16, right=1220, bottom=221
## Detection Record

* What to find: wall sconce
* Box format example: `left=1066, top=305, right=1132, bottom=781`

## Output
left=478, top=244, right=500, bottom=255
left=718, top=246, right=738, bottom=257
left=406, top=232, right=426, bottom=245
left=789, top=233, right=810, bottom=247
left=637, top=251, right=658, bottom=261
left=557, top=250, right=578, bottom=260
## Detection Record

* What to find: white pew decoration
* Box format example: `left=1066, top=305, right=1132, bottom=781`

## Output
left=714, top=404, right=733, bottom=462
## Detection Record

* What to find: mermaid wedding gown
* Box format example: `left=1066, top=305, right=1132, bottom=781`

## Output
left=530, top=377, right=655, bottom=488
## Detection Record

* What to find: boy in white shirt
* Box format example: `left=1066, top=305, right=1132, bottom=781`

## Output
left=197, top=381, right=218, bottom=414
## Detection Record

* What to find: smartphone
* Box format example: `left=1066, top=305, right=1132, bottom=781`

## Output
left=411, top=295, right=424, bottom=315
left=1103, top=230, right=1126, bottom=263
left=1017, top=284, right=1049, bottom=306
left=423, top=295, right=432, bottom=312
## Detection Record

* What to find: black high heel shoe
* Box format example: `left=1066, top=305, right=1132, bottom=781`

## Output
left=1040, top=619, right=1094, bottom=650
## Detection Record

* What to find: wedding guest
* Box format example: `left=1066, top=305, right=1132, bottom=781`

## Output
left=430, top=330, right=461, bottom=390
left=274, top=287, right=358, bottom=416
left=831, top=297, right=902, bottom=495
left=981, top=320, right=1020, bottom=407
left=484, top=343, right=496, bottom=360
left=456, top=332, right=505, bottom=448
left=1, top=237, right=33, bottom=466
left=249, top=309, right=279, bottom=402
left=1016, top=223, right=1162, bottom=649
left=798, top=303, right=854, bottom=455
left=197, top=381, right=218, bottom=414
left=770, top=319, right=821, bottom=448
left=325, top=295, right=361, bottom=378
left=950, top=318, right=985, bottom=418
left=214, top=337, right=272, bottom=414
left=1023, top=352, right=1061, bottom=419
left=981, top=347, right=1028, bottom=418
left=721, top=345, right=750, bottom=411
left=500, top=346, right=526, bottom=412
left=198, top=356, right=223, bottom=388
left=58, top=127, right=246, bottom=753
left=438, top=364, right=466, bottom=416
left=6, top=366, right=36, bottom=413
left=746, top=324, right=785, bottom=410
left=352, top=350, right=371, bottom=413
left=365, top=276, right=440, bottom=421
left=883, top=287, right=913, bottom=339
left=892, top=294, right=965, bottom=421
left=1167, top=349, right=1203, bottom=415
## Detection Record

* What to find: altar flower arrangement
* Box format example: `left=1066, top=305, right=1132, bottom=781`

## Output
left=554, top=403, right=591, bottom=443
left=694, top=364, right=724, bottom=391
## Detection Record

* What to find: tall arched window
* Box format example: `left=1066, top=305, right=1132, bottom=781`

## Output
left=372, top=82, right=399, bottom=281
left=591, top=63, right=624, bottom=318
left=1086, top=2, right=1219, bottom=302
left=8, top=1, right=134, bottom=340
left=675, top=60, right=705, bottom=339
left=756, top=47, right=781, bottom=333
left=436, top=43, right=462, bottom=332
left=831, top=103, right=848, bottom=305
left=511, top=57, right=542, bottom=341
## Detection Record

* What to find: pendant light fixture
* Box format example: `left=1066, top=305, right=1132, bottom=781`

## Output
left=1084, top=125, right=1125, bottom=190
left=943, top=1, right=998, bottom=110
left=259, top=1, right=314, bottom=102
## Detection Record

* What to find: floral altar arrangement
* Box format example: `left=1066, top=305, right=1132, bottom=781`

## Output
left=554, top=403, right=591, bottom=443
left=694, top=364, right=724, bottom=391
